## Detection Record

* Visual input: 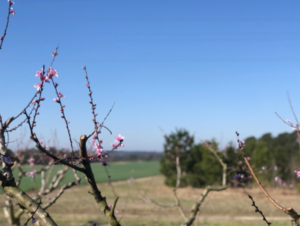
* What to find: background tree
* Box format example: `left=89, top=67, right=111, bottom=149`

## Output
left=161, top=129, right=225, bottom=187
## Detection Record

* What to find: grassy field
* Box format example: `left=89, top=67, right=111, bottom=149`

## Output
left=8, top=161, right=160, bottom=192
left=0, top=171, right=299, bottom=226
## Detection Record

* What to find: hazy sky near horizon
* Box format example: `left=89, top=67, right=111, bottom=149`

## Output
left=1, top=1, right=300, bottom=152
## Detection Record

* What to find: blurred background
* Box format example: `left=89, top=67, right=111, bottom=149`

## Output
left=1, top=1, right=300, bottom=225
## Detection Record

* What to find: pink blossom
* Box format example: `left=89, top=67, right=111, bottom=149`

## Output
left=28, top=158, right=34, bottom=167
left=52, top=51, right=58, bottom=57
left=111, top=143, right=118, bottom=149
left=239, top=140, right=245, bottom=147
left=53, top=98, right=60, bottom=102
left=40, top=97, right=45, bottom=101
left=286, top=119, right=291, bottom=123
left=32, top=99, right=38, bottom=105
left=35, top=69, right=43, bottom=77
left=45, top=145, right=50, bottom=151
left=93, top=133, right=97, bottom=139
left=41, top=75, right=50, bottom=83
left=10, top=8, right=15, bottom=15
left=94, top=143, right=102, bottom=150
left=47, top=67, right=58, bottom=79
left=120, top=143, right=124, bottom=148
left=34, top=83, right=42, bottom=91
left=67, top=121, right=70, bottom=124
left=63, top=154, right=67, bottom=158
left=296, top=171, right=300, bottom=178
left=96, top=149, right=102, bottom=156
left=115, top=134, right=124, bottom=143
left=26, top=169, right=37, bottom=178
left=58, top=92, right=65, bottom=98
left=292, top=126, right=296, bottom=130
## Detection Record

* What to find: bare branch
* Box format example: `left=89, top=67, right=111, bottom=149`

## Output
left=79, top=135, right=121, bottom=226
left=236, top=131, right=300, bottom=224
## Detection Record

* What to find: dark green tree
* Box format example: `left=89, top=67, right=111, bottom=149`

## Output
left=160, top=129, right=223, bottom=187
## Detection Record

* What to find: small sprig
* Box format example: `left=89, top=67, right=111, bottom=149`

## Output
left=0, top=0, right=15, bottom=50
left=83, top=66, right=102, bottom=148
left=46, top=50, right=75, bottom=156
left=248, top=194, right=271, bottom=226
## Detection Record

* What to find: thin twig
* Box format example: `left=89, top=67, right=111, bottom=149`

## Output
left=0, top=1, right=14, bottom=50
left=236, top=131, right=300, bottom=224
left=248, top=194, right=271, bottom=226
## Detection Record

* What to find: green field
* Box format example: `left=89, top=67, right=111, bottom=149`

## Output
left=8, top=161, right=160, bottom=192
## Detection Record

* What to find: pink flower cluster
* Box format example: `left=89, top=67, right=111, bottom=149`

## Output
left=88, top=133, right=124, bottom=166
left=92, top=134, right=103, bottom=156
left=274, top=176, right=288, bottom=187
left=8, top=0, right=15, bottom=15
left=26, top=169, right=37, bottom=179
left=28, top=157, right=35, bottom=167
left=294, top=170, right=300, bottom=178
left=34, top=67, right=58, bottom=91
left=111, top=134, right=124, bottom=149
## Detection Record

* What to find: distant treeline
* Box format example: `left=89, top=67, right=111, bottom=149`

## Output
left=9, top=148, right=163, bottom=165
left=106, top=151, right=163, bottom=161
left=160, top=129, right=300, bottom=188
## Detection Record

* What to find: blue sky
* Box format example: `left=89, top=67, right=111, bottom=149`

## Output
left=1, top=0, right=300, bottom=152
